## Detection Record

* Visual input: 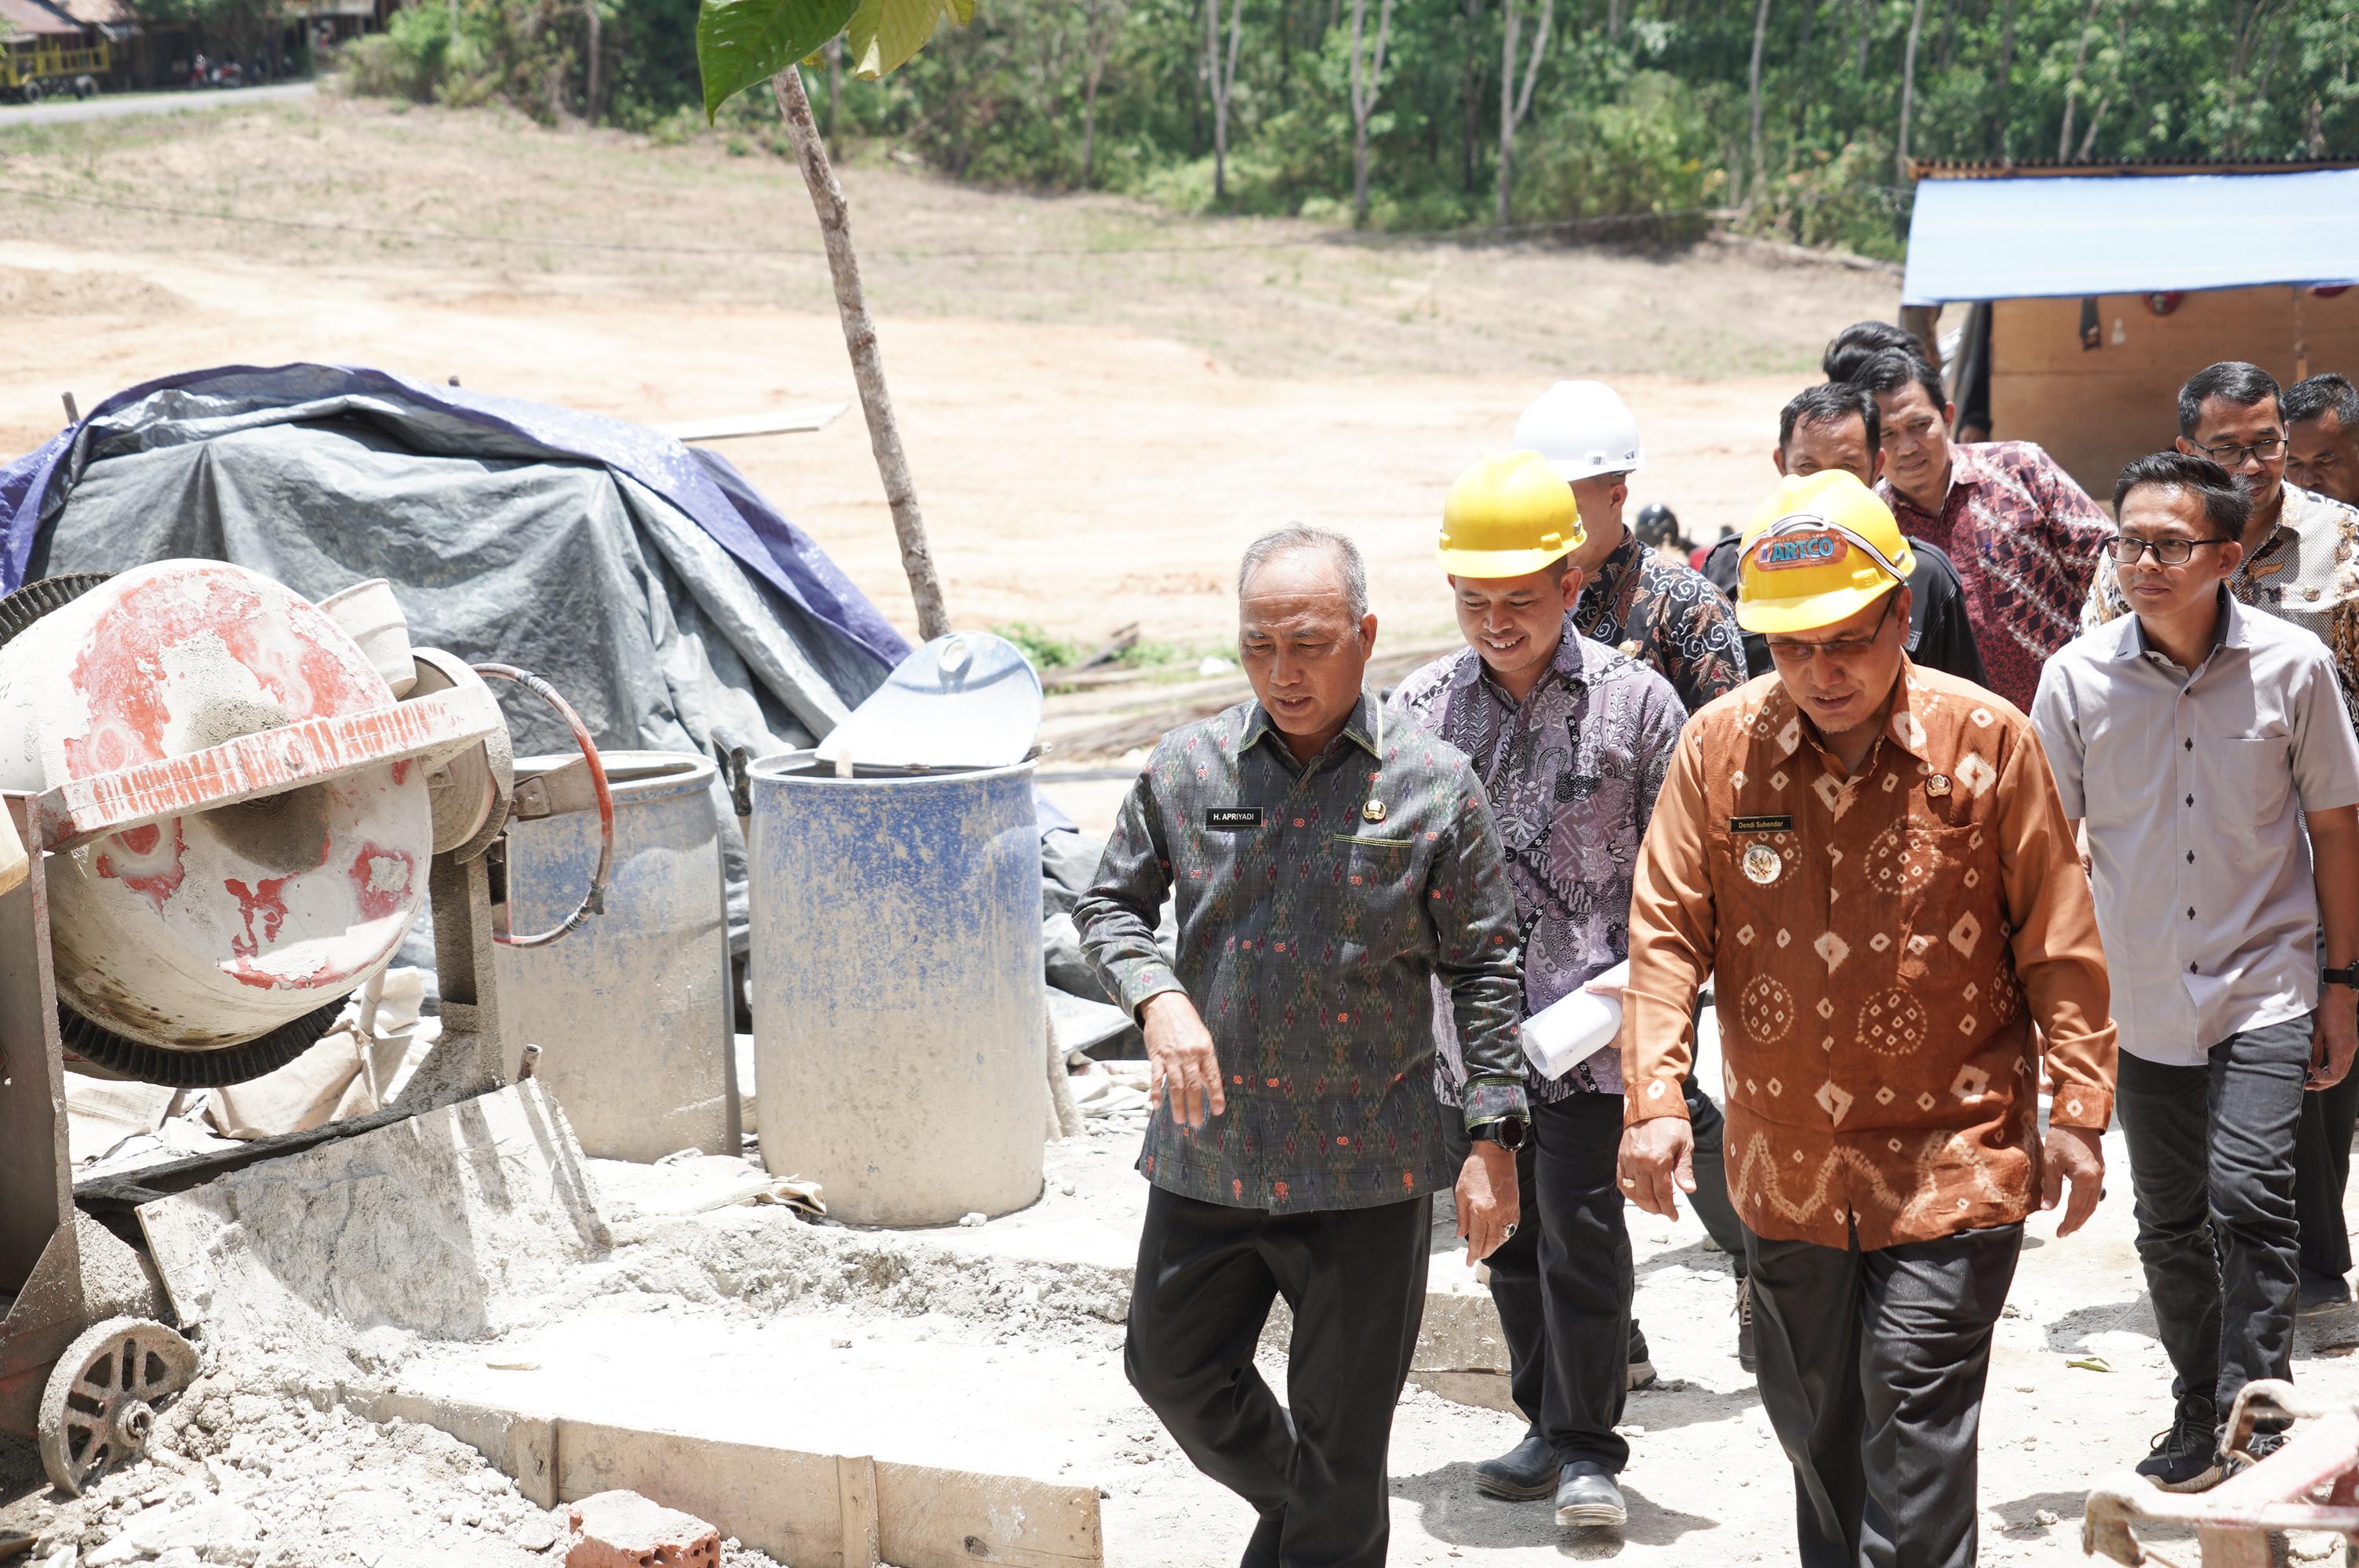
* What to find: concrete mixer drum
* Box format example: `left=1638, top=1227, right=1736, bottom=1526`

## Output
left=0, top=562, right=507, bottom=1087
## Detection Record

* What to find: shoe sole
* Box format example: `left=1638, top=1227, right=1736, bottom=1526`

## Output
left=1556, top=1502, right=1628, bottom=1529
left=1627, top=1359, right=1658, bottom=1391
left=2144, top=1464, right=2223, bottom=1494
left=1474, top=1475, right=1558, bottom=1502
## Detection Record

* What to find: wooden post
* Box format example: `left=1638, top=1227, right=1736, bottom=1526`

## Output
left=836, top=1453, right=880, bottom=1568
left=769, top=66, right=953, bottom=642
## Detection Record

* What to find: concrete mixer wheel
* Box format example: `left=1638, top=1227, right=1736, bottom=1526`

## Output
left=38, top=1317, right=199, bottom=1497
left=58, top=993, right=349, bottom=1087
left=0, top=572, right=111, bottom=648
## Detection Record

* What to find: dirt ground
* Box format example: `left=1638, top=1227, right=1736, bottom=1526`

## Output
left=9, top=91, right=2328, bottom=1568
left=0, top=90, right=1893, bottom=658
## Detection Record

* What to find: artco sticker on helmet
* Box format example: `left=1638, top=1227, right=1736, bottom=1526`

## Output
left=1752, top=529, right=1846, bottom=572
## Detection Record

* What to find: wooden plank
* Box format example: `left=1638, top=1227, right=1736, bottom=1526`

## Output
left=875, top=1457, right=1103, bottom=1568
left=551, top=1421, right=1100, bottom=1568
left=836, top=1454, right=880, bottom=1568
left=555, top=1420, right=841, bottom=1563
left=1988, top=288, right=2359, bottom=497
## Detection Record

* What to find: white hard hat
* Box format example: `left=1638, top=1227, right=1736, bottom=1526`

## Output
left=1513, top=380, right=1644, bottom=483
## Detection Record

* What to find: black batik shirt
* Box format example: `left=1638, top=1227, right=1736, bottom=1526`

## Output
left=1075, top=692, right=1528, bottom=1213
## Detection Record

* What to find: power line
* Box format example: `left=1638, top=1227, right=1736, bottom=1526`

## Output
left=0, top=176, right=1718, bottom=260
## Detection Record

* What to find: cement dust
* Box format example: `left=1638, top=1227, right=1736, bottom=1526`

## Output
left=5, top=1377, right=785, bottom=1568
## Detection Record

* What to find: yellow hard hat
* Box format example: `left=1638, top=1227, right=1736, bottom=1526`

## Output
left=1438, top=452, right=1586, bottom=578
left=1735, top=470, right=1917, bottom=634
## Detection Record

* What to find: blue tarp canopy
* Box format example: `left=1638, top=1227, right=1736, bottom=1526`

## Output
left=1901, top=169, right=2359, bottom=306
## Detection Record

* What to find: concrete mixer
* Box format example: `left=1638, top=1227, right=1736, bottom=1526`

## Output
left=0, top=561, right=613, bottom=1495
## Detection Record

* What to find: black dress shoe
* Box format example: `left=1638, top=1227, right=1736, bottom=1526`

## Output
left=1554, top=1460, right=1628, bottom=1530
left=1473, top=1428, right=1558, bottom=1501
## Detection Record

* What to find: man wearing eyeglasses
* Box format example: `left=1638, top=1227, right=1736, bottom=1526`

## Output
left=2087, top=361, right=2359, bottom=731
left=1618, top=470, right=2117, bottom=1568
left=2035, top=451, right=2359, bottom=1491
left=2087, top=363, right=2359, bottom=1315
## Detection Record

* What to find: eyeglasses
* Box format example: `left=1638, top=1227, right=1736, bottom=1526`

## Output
left=2194, top=436, right=2287, bottom=466
left=2101, top=534, right=2238, bottom=565
left=1764, top=593, right=1899, bottom=661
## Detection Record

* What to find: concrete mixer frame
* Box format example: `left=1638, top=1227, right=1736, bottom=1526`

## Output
left=0, top=794, right=514, bottom=1455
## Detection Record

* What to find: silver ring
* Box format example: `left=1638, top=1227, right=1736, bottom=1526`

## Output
left=1503, top=1224, right=1518, bottom=1240
left=1621, top=1177, right=1637, bottom=1189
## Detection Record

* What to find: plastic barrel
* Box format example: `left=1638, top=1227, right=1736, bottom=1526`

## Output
left=495, top=751, right=736, bottom=1162
left=747, top=752, right=1045, bottom=1226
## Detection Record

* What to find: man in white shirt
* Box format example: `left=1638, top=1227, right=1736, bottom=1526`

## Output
left=2034, top=451, right=2359, bottom=1493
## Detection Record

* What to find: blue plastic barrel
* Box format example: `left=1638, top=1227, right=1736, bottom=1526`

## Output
left=747, top=752, right=1044, bottom=1225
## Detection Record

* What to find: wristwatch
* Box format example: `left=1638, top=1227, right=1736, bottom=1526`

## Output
left=2325, top=963, right=2359, bottom=989
left=1472, top=1116, right=1528, bottom=1151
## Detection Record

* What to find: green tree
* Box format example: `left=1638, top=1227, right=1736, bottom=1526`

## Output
left=696, top=0, right=977, bottom=637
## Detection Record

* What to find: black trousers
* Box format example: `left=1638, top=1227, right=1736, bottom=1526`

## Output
left=2294, top=1068, right=2359, bottom=1279
left=2117, top=1017, right=2309, bottom=1414
left=1747, top=1221, right=2022, bottom=1568
left=1126, top=1185, right=1430, bottom=1568
left=1442, top=1076, right=1744, bottom=1467
left=1684, top=1073, right=1750, bottom=1271
left=1478, top=1092, right=1634, bottom=1469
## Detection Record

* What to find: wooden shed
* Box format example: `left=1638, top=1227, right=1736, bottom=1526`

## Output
left=1900, top=160, right=2359, bottom=498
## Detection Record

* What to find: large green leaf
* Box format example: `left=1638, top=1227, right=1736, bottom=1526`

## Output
left=842, top=0, right=972, bottom=79
left=696, top=0, right=861, bottom=120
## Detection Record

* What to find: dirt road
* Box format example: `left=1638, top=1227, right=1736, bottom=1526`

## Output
left=0, top=93, right=1893, bottom=655
left=0, top=80, right=315, bottom=129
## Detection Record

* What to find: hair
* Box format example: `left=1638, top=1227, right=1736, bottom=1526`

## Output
left=1823, top=321, right=1929, bottom=384
left=1238, top=525, right=1369, bottom=619
left=1853, top=349, right=1948, bottom=413
left=1779, top=382, right=1881, bottom=455
left=2177, top=361, right=2281, bottom=438
left=2285, top=372, right=2359, bottom=430
left=2112, top=450, right=2252, bottom=538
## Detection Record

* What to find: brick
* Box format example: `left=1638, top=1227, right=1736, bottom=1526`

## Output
left=565, top=1490, right=720, bottom=1568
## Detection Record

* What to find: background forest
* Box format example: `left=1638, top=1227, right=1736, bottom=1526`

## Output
left=339, top=0, right=2359, bottom=257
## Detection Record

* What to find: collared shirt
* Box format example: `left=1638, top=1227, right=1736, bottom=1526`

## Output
left=2084, top=481, right=2359, bottom=729
left=1701, top=532, right=1990, bottom=689
left=1576, top=532, right=1748, bottom=715
left=2033, top=593, right=2359, bottom=1065
left=1878, top=441, right=2112, bottom=712
left=1391, top=622, right=1686, bottom=1101
left=1622, top=662, right=2118, bottom=1250
left=1076, top=692, right=1528, bottom=1214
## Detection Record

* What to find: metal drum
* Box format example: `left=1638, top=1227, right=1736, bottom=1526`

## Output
left=747, top=753, right=1044, bottom=1226
left=494, top=751, right=734, bottom=1162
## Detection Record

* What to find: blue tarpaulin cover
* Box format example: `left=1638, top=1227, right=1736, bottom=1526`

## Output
left=1901, top=169, right=2359, bottom=306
